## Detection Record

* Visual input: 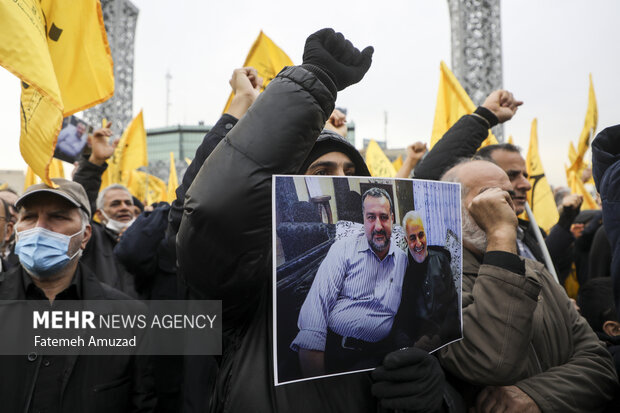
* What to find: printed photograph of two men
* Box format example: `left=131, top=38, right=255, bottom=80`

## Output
left=273, top=175, right=463, bottom=385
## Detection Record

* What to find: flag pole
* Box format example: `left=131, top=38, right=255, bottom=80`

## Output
left=524, top=201, right=559, bottom=283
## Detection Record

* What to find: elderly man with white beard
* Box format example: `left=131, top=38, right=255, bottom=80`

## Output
left=437, top=159, right=618, bottom=413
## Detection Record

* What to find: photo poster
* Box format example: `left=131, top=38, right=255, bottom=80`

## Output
left=53, top=115, right=94, bottom=163
left=272, top=175, right=463, bottom=386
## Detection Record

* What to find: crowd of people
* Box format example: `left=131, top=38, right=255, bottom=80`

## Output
left=0, top=28, right=619, bottom=413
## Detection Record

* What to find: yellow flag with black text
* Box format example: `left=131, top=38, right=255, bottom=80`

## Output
left=41, top=0, right=114, bottom=115
left=365, top=140, right=396, bottom=178
left=167, top=152, right=178, bottom=203
left=222, top=31, right=293, bottom=113
left=526, top=119, right=559, bottom=233
left=430, top=61, right=497, bottom=149
left=0, top=0, right=64, bottom=187
left=0, top=0, right=113, bottom=187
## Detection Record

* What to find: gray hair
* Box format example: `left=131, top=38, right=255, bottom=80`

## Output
left=79, top=209, right=90, bottom=230
left=96, top=184, right=132, bottom=210
left=402, top=209, right=426, bottom=230
left=441, top=160, right=488, bottom=252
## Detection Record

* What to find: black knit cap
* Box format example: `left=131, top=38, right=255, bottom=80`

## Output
left=298, top=130, right=370, bottom=176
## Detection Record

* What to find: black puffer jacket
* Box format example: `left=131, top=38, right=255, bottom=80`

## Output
left=177, top=66, right=378, bottom=412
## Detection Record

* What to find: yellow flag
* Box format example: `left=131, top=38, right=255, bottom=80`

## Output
left=24, top=159, right=65, bottom=191
left=41, top=0, right=114, bottom=116
left=0, top=183, right=7, bottom=191
left=568, top=141, right=577, bottom=165
left=184, top=157, right=192, bottom=166
left=116, top=110, right=148, bottom=182
left=125, top=170, right=167, bottom=205
left=365, top=140, right=396, bottom=178
left=576, top=74, right=597, bottom=158
left=222, top=31, right=293, bottom=113
left=567, top=75, right=598, bottom=177
left=507, top=135, right=514, bottom=145
left=567, top=170, right=599, bottom=210
left=24, top=167, right=40, bottom=191
left=392, top=155, right=403, bottom=172
left=167, top=152, right=178, bottom=203
left=48, top=158, right=65, bottom=179
left=430, top=61, right=497, bottom=149
left=526, top=119, right=559, bottom=232
left=0, top=0, right=64, bottom=187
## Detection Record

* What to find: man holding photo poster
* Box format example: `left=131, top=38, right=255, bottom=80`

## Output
left=291, top=188, right=407, bottom=376
left=177, top=29, right=458, bottom=412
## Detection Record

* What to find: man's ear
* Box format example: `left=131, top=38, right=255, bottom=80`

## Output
left=4, top=221, right=13, bottom=243
left=80, top=224, right=92, bottom=249
left=94, top=210, right=104, bottom=223
left=602, top=320, right=620, bottom=337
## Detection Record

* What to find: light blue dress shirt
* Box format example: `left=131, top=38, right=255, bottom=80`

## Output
left=291, top=233, right=407, bottom=352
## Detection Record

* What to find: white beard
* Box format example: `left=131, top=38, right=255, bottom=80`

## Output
left=462, top=208, right=487, bottom=253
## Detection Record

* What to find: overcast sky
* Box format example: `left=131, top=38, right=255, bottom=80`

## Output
left=1, top=0, right=619, bottom=187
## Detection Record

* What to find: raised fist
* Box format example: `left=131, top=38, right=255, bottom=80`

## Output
left=303, top=28, right=373, bottom=91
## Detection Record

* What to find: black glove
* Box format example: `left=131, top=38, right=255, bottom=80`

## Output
left=557, top=201, right=581, bottom=230
left=372, top=347, right=445, bottom=413
left=302, top=28, right=373, bottom=91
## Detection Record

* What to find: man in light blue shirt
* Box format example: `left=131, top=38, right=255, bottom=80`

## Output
left=291, top=187, right=407, bottom=377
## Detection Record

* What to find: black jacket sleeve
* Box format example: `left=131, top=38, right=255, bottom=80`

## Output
left=167, top=114, right=239, bottom=237
left=176, top=66, right=334, bottom=328
left=73, top=155, right=107, bottom=215
left=115, top=203, right=170, bottom=277
left=414, top=109, right=497, bottom=180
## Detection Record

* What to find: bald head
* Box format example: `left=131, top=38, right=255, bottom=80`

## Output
left=442, top=160, right=515, bottom=254
left=442, top=160, right=513, bottom=205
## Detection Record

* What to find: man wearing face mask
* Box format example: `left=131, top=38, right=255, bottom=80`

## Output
left=0, top=178, right=155, bottom=412
left=73, top=125, right=140, bottom=297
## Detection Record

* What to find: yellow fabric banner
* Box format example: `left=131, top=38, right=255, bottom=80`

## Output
left=24, top=167, right=39, bottom=191
left=565, top=75, right=599, bottom=209
left=392, top=155, right=403, bottom=172
left=222, top=31, right=293, bottom=113
left=365, top=140, right=396, bottom=178
left=48, top=158, right=65, bottom=179
left=526, top=119, right=559, bottom=233
left=167, top=152, right=178, bottom=203
left=0, top=0, right=64, bottom=187
left=567, top=170, right=599, bottom=210
left=24, top=159, right=66, bottom=191
left=507, top=135, right=514, bottom=145
left=41, top=0, right=114, bottom=116
left=567, top=75, right=598, bottom=177
left=125, top=170, right=167, bottom=205
left=430, top=61, right=497, bottom=149
left=118, top=110, right=148, bottom=175
left=0, top=0, right=113, bottom=187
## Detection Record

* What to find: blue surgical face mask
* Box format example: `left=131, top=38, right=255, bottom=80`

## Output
left=15, top=227, right=83, bottom=278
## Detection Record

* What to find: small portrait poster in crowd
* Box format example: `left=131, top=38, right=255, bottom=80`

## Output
left=272, top=175, right=463, bottom=385
left=53, top=115, right=94, bottom=163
